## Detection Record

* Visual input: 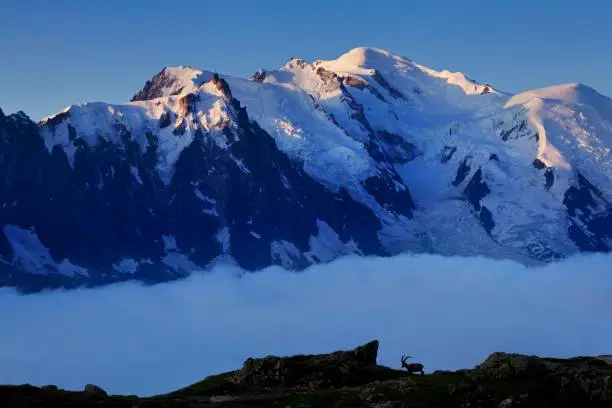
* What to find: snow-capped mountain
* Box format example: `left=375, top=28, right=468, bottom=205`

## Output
left=1, top=47, right=610, bottom=291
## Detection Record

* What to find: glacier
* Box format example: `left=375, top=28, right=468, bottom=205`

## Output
left=1, top=47, right=611, bottom=291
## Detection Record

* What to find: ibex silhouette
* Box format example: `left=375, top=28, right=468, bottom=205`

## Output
left=401, top=355, right=424, bottom=375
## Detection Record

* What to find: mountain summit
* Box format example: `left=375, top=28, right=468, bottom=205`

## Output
left=1, top=47, right=611, bottom=291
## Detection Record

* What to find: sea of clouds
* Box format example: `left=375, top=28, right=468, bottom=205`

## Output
left=1, top=252, right=611, bottom=396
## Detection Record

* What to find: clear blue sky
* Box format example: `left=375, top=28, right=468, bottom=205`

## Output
left=1, top=0, right=609, bottom=120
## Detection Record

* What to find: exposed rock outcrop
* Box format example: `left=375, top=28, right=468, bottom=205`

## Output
left=131, top=67, right=186, bottom=101
left=209, top=73, right=233, bottom=99
left=471, top=352, right=550, bottom=380
left=83, top=383, right=107, bottom=396
left=250, top=69, right=266, bottom=82
left=234, top=340, right=380, bottom=389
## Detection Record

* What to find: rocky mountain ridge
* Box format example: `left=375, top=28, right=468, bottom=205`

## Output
left=1, top=47, right=611, bottom=291
left=2, top=340, right=611, bottom=407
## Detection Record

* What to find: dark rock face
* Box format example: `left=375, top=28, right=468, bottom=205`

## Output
left=367, top=131, right=418, bottom=165
left=464, top=169, right=490, bottom=211
left=564, top=173, right=603, bottom=218
left=362, top=172, right=414, bottom=218
left=371, top=70, right=408, bottom=101
left=0, top=111, right=53, bottom=264
left=500, top=119, right=531, bottom=141
left=564, top=172, right=612, bottom=252
left=532, top=159, right=555, bottom=189
left=452, top=156, right=472, bottom=186
left=544, top=168, right=554, bottom=189
left=463, top=169, right=495, bottom=235
left=0, top=100, right=389, bottom=291
left=345, top=95, right=374, bottom=134
left=0, top=111, right=190, bottom=290
left=479, top=207, right=495, bottom=235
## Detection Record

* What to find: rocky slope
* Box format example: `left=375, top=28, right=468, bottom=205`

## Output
left=2, top=340, right=611, bottom=407
left=1, top=47, right=611, bottom=291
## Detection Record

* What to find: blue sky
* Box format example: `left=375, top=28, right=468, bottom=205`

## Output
left=1, top=0, right=609, bottom=120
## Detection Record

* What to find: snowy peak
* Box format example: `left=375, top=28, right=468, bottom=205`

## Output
left=502, top=81, right=612, bottom=194
left=318, top=47, right=503, bottom=98
left=38, top=74, right=238, bottom=185
left=129, top=66, right=235, bottom=105
left=506, top=83, right=612, bottom=113
left=125, top=47, right=505, bottom=126
left=131, top=66, right=213, bottom=101
left=321, top=47, right=415, bottom=73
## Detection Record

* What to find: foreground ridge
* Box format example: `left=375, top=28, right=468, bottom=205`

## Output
left=2, top=340, right=611, bottom=407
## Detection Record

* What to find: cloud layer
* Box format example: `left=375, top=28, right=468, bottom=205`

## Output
left=1, top=252, right=611, bottom=396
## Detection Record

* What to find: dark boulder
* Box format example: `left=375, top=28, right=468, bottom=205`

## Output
left=83, top=383, right=107, bottom=396
left=471, top=352, right=550, bottom=380
left=233, top=340, right=380, bottom=390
